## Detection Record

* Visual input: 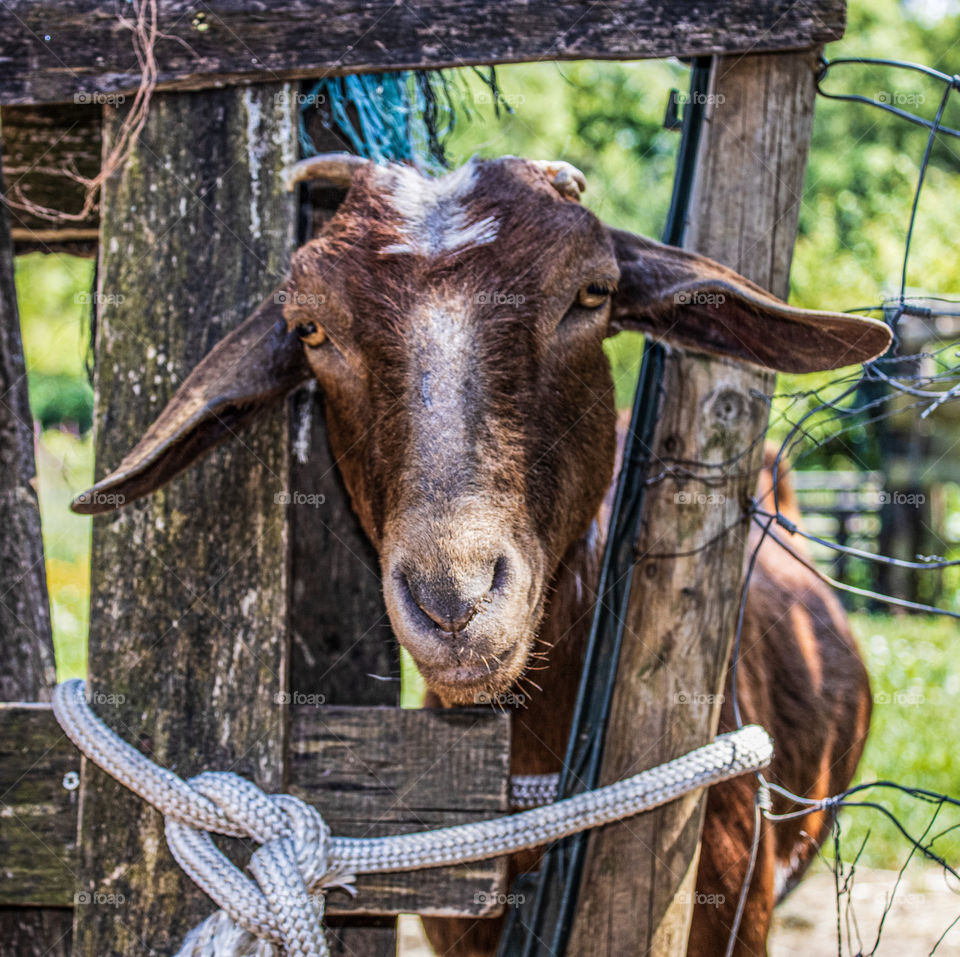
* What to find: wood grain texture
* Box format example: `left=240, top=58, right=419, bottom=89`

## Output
left=0, top=138, right=71, bottom=956
left=0, top=704, right=79, bottom=909
left=76, top=85, right=298, bottom=957
left=0, top=0, right=845, bottom=105
left=290, top=705, right=510, bottom=917
left=1, top=704, right=510, bottom=917
left=566, top=50, right=819, bottom=957
left=289, top=385, right=399, bottom=706
left=0, top=104, right=100, bottom=253
left=0, top=148, right=56, bottom=703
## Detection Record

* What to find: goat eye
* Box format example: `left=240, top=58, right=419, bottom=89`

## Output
left=296, top=322, right=326, bottom=348
left=577, top=283, right=613, bottom=309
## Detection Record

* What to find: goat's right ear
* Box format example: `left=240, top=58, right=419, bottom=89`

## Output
left=72, top=289, right=312, bottom=516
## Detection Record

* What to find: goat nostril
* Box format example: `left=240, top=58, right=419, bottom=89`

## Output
left=396, top=563, right=505, bottom=636
left=491, top=555, right=509, bottom=594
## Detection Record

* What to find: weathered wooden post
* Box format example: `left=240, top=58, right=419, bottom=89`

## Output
left=0, top=135, right=71, bottom=957
left=567, top=49, right=821, bottom=955
left=75, top=86, right=298, bottom=955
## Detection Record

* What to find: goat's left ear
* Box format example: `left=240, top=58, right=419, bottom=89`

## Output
left=71, top=288, right=312, bottom=515
left=608, top=228, right=891, bottom=373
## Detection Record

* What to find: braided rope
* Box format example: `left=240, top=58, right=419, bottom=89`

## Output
left=510, top=773, right=561, bottom=809
left=53, top=679, right=773, bottom=957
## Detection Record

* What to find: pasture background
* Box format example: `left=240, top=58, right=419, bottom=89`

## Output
left=15, top=0, right=960, bottom=874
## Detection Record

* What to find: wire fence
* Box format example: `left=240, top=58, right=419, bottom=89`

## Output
left=722, top=54, right=960, bottom=957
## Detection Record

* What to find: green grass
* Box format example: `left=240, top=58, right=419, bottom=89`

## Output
left=836, top=613, right=960, bottom=870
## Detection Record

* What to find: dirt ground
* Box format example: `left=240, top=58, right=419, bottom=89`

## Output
left=771, top=865, right=960, bottom=957
left=397, top=866, right=960, bottom=955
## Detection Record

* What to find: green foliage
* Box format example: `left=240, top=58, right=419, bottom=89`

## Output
left=15, top=253, right=94, bottom=432
left=444, top=58, right=685, bottom=236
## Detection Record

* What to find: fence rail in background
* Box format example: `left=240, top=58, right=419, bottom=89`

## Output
left=0, top=703, right=511, bottom=916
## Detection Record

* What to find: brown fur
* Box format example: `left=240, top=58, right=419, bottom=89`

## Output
left=78, top=157, right=885, bottom=954
left=423, top=446, right=870, bottom=957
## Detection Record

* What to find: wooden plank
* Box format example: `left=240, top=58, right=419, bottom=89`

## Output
left=289, top=705, right=510, bottom=917
left=0, top=144, right=56, bottom=704
left=0, top=104, right=100, bottom=254
left=0, top=0, right=846, bottom=105
left=566, top=50, right=819, bottom=956
left=0, top=704, right=79, bottom=909
left=75, top=86, right=298, bottom=957
left=0, top=704, right=510, bottom=917
left=0, top=131, right=71, bottom=957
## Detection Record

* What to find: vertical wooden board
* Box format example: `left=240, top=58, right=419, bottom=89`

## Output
left=327, top=917, right=398, bottom=955
left=289, top=385, right=399, bottom=705
left=567, top=51, right=818, bottom=956
left=0, top=134, right=56, bottom=702
left=0, top=127, right=72, bottom=955
left=76, top=86, right=297, bottom=956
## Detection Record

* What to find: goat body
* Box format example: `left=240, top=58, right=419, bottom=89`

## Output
left=423, top=447, right=871, bottom=957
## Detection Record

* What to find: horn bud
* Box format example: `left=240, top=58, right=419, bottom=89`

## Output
left=532, top=160, right=587, bottom=201
left=284, top=152, right=371, bottom=192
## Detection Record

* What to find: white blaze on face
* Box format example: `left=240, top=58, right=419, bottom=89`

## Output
left=409, top=296, right=475, bottom=477
left=379, top=160, right=499, bottom=256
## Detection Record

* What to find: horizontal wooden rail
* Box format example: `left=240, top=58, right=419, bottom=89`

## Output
left=0, top=0, right=845, bottom=105
left=0, top=702, right=510, bottom=918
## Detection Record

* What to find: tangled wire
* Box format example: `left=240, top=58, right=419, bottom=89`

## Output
left=722, top=55, right=960, bottom=957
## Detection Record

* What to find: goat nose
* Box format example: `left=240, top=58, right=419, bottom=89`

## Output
left=400, top=557, right=508, bottom=635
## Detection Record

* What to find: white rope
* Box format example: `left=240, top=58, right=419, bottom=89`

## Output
left=510, top=773, right=561, bottom=809
left=53, top=679, right=773, bottom=957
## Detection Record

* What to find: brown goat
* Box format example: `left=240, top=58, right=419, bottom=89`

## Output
left=75, top=156, right=888, bottom=955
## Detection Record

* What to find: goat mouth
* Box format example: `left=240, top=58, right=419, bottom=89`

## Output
left=417, top=640, right=528, bottom=705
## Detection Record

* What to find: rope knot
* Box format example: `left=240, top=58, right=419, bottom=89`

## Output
left=166, top=772, right=337, bottom=957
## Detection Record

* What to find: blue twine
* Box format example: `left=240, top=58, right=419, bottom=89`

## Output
left=298, top=69, right=506, bottom=169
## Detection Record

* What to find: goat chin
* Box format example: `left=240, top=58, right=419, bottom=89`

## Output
left=413, top=636, right=533, bottom=707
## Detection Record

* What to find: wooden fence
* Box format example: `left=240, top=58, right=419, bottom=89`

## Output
left=0, top=2, right=845, bottom=954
